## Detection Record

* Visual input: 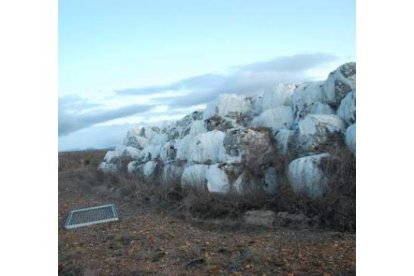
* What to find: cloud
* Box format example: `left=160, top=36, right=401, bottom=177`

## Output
left=58, top=95, right=101, bottom=110
left=59, top=123, right=137, bottom=151
left=115, top=53, right=338, bottom=108
left=115, top=86, right=168, bottom=96
left=234, top=53, right=337, bottom=73
left=115, top=74, right=227, bottom=96
left=58, top=97, right=154, bottom=136
left=168, top=90, right=217, bottom=108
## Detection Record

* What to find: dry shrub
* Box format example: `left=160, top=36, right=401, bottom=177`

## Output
left=96, top=172, right=138, bottom=201
left=58, top=149, right=108, bottom=172
left=267, top=146, right=356, bottom=232
left=129, top=174, right=276, bottom=220
left=187, top=148, right=353, bottom=231
left=318, top=146, right=356, bottom=231
left=178, top=186, right=267, bottom=219
left=63, top=145, right=355, bottom=232
left=121, top=146, right=355, bottom=232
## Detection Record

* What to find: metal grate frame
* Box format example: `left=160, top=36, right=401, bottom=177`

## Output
left=64, top=204, right=119, bottom=229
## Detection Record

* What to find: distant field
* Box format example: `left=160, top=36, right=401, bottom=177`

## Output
left=58, top=149, right=108, bottom=172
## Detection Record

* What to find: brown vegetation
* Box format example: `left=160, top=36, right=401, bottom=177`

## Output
left=59, top=149, right=355, bottom=275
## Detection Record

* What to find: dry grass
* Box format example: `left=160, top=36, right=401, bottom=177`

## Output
left=59, top=150, right=356, bottom=275
left=77, top=145, right=355, bottom=232
left=58, top=149, right=109, bottom=172
left=125, top=146, right=355, bottom=232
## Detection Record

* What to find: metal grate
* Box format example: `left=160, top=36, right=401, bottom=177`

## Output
left=64, top=204, right=118, bottom=229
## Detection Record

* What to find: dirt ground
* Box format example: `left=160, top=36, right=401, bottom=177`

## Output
left=58, top=150, right=356, bottom=275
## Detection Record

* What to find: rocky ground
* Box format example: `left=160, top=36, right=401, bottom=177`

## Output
left=58, top=150, right=356, bottom=275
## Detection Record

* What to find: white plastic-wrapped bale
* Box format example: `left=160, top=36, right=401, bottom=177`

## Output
left=139, top=144, right=163, bottom=162
left=127, top=161, right=140, bottom=174
left=161, top=122, right=180, bottom=140
left=139, top=126, right=161, bottom=140
left=261, top=83, right=296, bottom=111
left=175, top=111, right=204, bottom=138
left=149, top=132, right=169, bottom=146
left=174, top=120, right=208, bottom=161
left=293, top=81, right=325, bottom=103
left=159, top=141, right=177, bottom=161
left=142, top=161, right=158, bottom=179
left=323, top=62, right=356, bottom=107
left=175, top=135, right=192, bottom=161
left=274, top=129, right=294, bottom=156
left=103, top=151, right=118, bottom=163
left=181, top=164, right=208, bottom=188
left=162, top=162, right=185, bottom=184
left=176, top=114, right=196, bottom=134
left=123, top=127, right=148, bottom=149
left=291, top=81, right=327, bottom=121
left=98, top=162, right=118, bottom=174
left=241, top=128, right=278, bottom=175
left=224, top=127, right=277, bottom=172
left=203, top=94, right=252, bottom=120
left=185, top=130, right=227, bottom=164
left=190, top=110, right=204, bottom=120
left=311, top=102, right=335, bottom=115
left=144, top=126, right=162, bottom=140
left=189, top=120, right=207, bottom=136
left=104, top=146, right=140, bottom=163
left=223, top=128, right=256, bottom=161
left=249, top=94, right=264, bottom=115
left=297, top=114, right=346, bottom=154
left=125, top=146, right=141, bottom=159
left=206, top=164, right=230, bottom=194
left=123, top=126, right=164, bottom=149
left=133, top=128, right=170, bottom=162
left=337, top=90, right=356, bottom=125
left=223, top=128, right=245, bottom=159
left=251, top=106, right=294, bottom=132
left=345, top=124, right=356, bottom=155
left=299, top=114, right=345, bottom=136
left=205, top=115, right=237, bottom=131
left=296, top=104, right=335, bottom=123
left=287, top=153, right=330, bottom=198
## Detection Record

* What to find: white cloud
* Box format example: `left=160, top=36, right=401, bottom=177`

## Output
left=58, top=97, right=154, bottom=135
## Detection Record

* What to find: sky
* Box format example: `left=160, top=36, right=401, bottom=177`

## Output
left=58, top=0, right=355, bottom=151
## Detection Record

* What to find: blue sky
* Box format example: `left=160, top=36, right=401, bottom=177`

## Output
left=58, top=0, right=355, bottom=151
